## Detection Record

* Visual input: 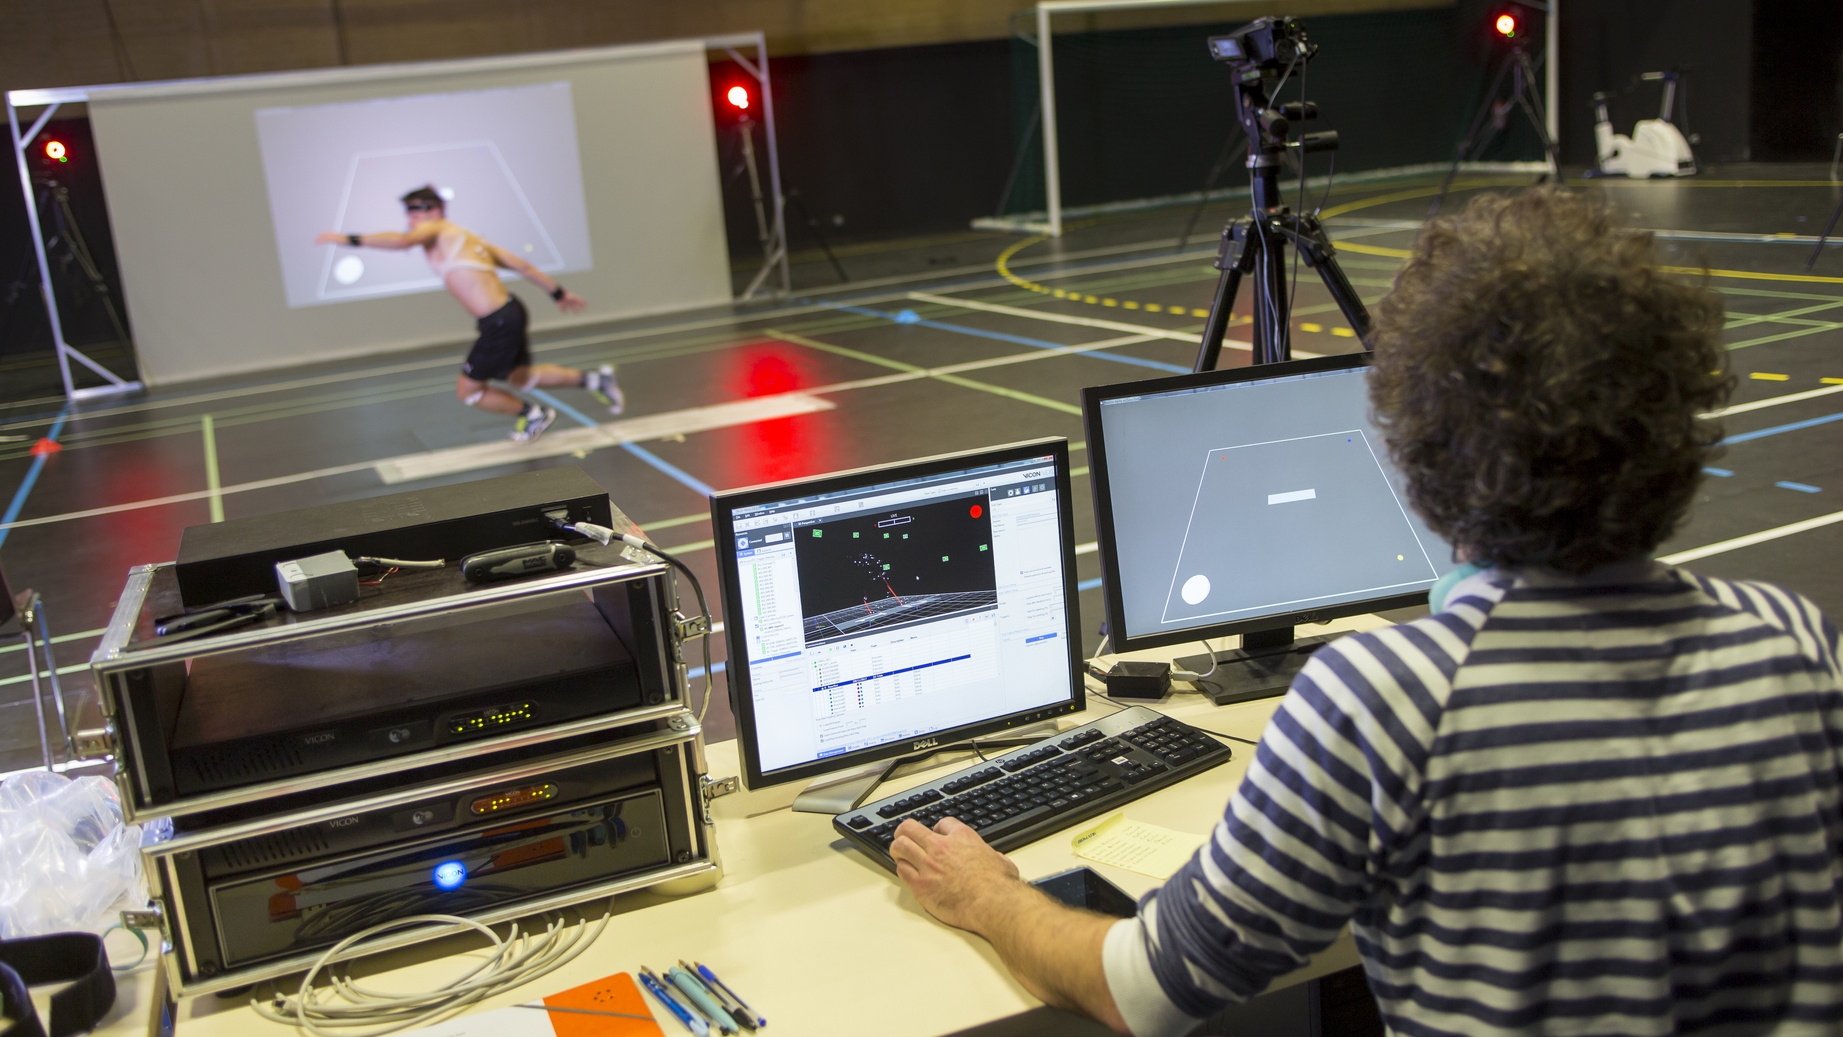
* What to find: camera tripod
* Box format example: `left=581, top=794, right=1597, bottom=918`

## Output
left=1193, top=21, right=1372, bottom=371
left=1430, top=41, right=1561, bottom=217
left=21, top=177, right=133, bottom=352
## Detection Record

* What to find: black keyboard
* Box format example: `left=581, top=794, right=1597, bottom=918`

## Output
left=833, top=705, right=1233, bottom=869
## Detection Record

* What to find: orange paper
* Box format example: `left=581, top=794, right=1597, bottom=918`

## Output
left=541, top=972, right=664, bottom=1037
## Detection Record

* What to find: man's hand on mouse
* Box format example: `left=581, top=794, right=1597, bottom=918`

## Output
left=890, top=816, right=1024, bottom=933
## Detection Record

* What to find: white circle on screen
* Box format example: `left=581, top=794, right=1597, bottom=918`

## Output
left=333, top=255, right=365, bottom=285
left=1181, top=574, right=1210, bottom=605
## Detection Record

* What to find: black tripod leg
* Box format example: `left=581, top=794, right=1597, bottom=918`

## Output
left=1294, top=237, right=1372, bottom=347
left=1431, top=55, right=1515, bottom=219
left=1518, top=52, right=1564, bottom=178
left=1807, top=191, right=1843, bottom=270
left=1195, top=223, right=1252, bottom=373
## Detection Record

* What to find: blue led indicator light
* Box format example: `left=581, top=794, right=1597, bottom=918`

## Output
left=432, top=861, right=467, bottom=890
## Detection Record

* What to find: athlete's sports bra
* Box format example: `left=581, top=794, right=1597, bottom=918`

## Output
left=426, top=233, right=495, bottom=277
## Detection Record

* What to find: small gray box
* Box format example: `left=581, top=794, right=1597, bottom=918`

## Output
left=274, top=551, right=358, bottom=612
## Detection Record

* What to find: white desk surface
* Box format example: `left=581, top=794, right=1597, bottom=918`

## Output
left=105, top=617, right=1386, bottom=1037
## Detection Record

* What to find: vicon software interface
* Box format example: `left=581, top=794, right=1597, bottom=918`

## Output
left=1096, top=364, right=1461, bottom=639
left=727, top=455, right=1073, bottom=776
left=256, top=81, right=593, bottom=308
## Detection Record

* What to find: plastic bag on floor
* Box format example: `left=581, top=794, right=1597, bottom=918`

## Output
left=0, top=771, right=150, bottom=939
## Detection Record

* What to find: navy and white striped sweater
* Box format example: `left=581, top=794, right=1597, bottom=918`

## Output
left=1102, top=564, right=1843, bottom=1036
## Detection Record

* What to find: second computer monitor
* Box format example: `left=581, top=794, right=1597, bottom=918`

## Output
left=1083, top=353, right=1461, bottom=656
left=709, top=439, right=1085, bottom=793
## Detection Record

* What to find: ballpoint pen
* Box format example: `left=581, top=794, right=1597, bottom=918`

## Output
left=694, top=962, right=766, bottom=1029
left=638, top=969, right=709, bottom=1037
left=679, top=960, right=755, bottom=1031
left=668, top=966, right=740, bottom=1034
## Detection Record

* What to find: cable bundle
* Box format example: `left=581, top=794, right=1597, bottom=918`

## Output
left=253, top=904, right=612, bottom=1037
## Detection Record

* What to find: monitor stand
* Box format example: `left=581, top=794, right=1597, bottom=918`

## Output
left=1175, top=626, right=1344, bottom=707
left=790, top=721, right=1064, bottom=815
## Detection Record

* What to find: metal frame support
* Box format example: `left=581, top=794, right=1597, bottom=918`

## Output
left=1037, top=4, right=1063, bottom=238
left=6, top=92, right=143, bottom=404
left=711, top=32, right=791, bottom=301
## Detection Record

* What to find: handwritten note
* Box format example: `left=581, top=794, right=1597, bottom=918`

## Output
left=1070, top=812, right=1207, bottom=879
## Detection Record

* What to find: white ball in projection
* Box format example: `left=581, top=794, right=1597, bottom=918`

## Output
left=1180, top=574, right=1210, bottom=605
left=333, top=255, right=365, bottom=285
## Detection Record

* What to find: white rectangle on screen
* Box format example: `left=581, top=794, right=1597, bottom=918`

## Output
left=255, top=82, right=593, bottom=308
left=1268, top=488, right=1317, bottom=505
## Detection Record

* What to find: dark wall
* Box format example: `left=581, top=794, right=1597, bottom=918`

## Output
left=1751, top=1, right=1843, bottom=160
left=710, top=39, right=1013, bottom=255
left=1558, top=1, right=1754, bottom=165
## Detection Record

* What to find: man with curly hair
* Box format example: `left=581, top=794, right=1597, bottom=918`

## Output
left=891, top=188, right=1843, bottom=1036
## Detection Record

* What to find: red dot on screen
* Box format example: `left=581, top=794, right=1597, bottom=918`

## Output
left=970, top=505, right=983, bottom=518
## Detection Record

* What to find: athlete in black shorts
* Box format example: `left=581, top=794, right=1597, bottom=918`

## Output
left=318, top=186, right=622, bottom=442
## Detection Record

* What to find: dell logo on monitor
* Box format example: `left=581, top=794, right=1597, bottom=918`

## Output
left=913, top=738, right=939, bottom=751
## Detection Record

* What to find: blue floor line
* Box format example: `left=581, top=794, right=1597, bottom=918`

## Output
left=527, top=387, right=719, bottom=498
left=819, top=302, right=1191, bottom=374
left=687, top=660, right=729, bottom=681
left=1077, top=577, right=1103, bottom=592
left=1723, top=410, right=1843, bottom=445
left=1776, top=481, right=1823, bottom=494
left=0, top=408, right=69, bottom=552
left=620, top=442, right=718, bottom=498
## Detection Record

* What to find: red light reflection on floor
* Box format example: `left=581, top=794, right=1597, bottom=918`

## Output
left=719, top=342, right=838, bottom=485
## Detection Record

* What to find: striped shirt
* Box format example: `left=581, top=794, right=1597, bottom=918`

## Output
left=1102, top=563, right=1843, bottom=1037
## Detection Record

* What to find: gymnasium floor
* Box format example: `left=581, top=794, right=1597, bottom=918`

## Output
left=4, top=165, right=1842, bottom=773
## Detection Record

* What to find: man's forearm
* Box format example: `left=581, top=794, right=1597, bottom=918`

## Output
left=971, top=884, right=1129, bottom=1032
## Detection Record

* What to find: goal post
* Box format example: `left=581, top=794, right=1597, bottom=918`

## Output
left=987, top=0, right=1561, bottom=237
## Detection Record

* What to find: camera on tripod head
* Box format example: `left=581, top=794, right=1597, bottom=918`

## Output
left=1207, top=17, right=1317, bottom=73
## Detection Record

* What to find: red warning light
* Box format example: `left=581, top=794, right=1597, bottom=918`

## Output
left=969, top=504, right=983, bottom=519
left=1494, top=12, right=1518, bottom=37
left=44, top=140, right=67, bottom=163
left=726, top=86, right=750, bottom=111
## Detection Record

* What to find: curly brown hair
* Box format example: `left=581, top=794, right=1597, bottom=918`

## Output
left=1367, top=187, right=1731, bottom=573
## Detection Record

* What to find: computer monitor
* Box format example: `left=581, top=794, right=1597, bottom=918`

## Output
left=709, top=438, right=1085, bottom=809
left=1082, top=353, right=1461, bottom=703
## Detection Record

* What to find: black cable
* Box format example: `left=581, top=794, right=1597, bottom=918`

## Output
left=1286, top=58, right=1308, bottom=339
left=623, top=536, right=715, bottom=723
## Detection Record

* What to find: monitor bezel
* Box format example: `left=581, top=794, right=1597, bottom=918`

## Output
left=708, top=437, right=1086, bottom=792
left=1081, top=352, right=1441, bottom=655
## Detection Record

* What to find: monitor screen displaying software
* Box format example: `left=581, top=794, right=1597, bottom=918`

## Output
left=255, top=81, right=594, bottom=309
left=1093, top=359, right=1461, bottom=646
left=719, top=450, right=1079, bottom=781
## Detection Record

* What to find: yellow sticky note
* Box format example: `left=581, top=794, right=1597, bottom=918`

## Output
left=1071, top=812, right=1206, bottom=879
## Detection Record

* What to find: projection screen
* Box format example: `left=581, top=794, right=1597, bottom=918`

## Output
left=86, top=40, right=730, bottom=386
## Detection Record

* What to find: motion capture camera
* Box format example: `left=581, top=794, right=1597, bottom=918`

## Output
left=1207, top=17, right=1318, bottom=71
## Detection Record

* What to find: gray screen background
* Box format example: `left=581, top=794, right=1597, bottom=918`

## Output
left=87, top=40, right=729, bottom=386
left=256, top=81, right=593, bottom=309
left=1098, top=367, right=1460, bottom=640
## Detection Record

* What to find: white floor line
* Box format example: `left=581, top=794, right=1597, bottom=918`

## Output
left=375, top=394, right=835, bottom=485
left=1711, top=382, right=1843, bottom=418
left=1661, top=509, right=1843, bottom=564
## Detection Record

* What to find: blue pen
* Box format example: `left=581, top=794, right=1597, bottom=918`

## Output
left=695, top=962, right=766, bottom=1029
left=639, top=969, right=709, bottom=1037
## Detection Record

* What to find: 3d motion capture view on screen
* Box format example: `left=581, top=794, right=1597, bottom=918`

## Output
left=1098, top=365, right=1460, bottom=637
left=256, top=82, right=594, bottom=308
left=793, top=495, right=999, bottom=646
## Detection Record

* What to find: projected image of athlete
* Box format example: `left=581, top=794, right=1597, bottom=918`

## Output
left=316, top=186, right=622, bottom=442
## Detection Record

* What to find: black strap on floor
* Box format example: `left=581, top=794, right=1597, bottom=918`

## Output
left=0, top=932, right=116, bottom=1037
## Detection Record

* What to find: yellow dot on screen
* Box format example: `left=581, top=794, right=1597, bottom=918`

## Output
left=1397, top=555, right=1404, bottom=560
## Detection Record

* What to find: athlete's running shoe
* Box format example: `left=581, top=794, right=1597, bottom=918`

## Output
left=586, top=364, right=625, bottom=416
left=511, top=406, right=557, bottom=443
